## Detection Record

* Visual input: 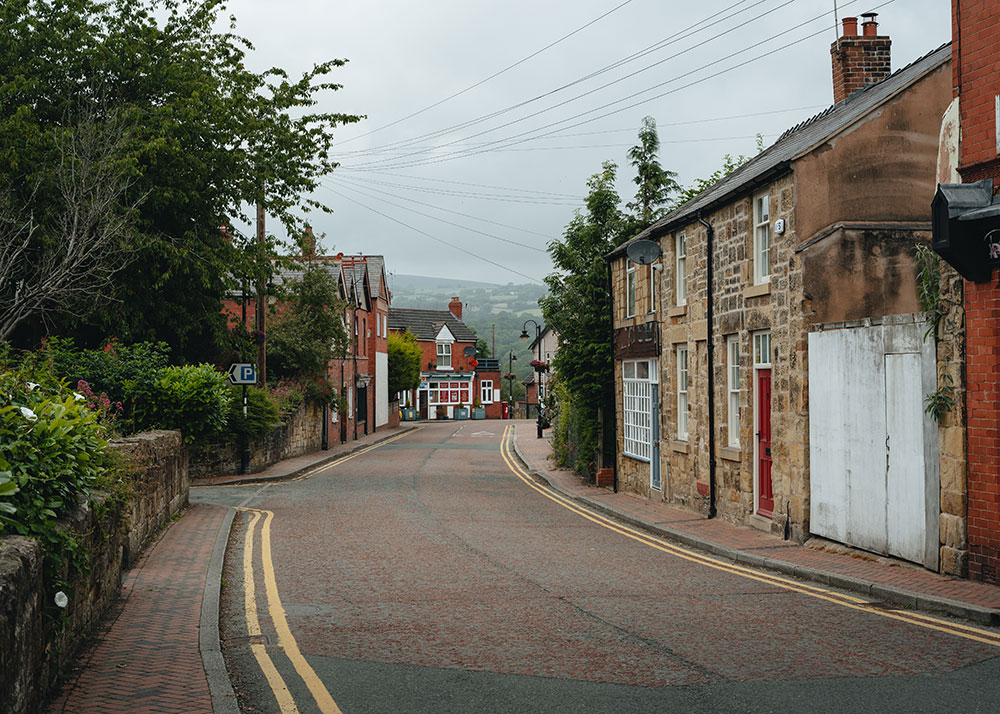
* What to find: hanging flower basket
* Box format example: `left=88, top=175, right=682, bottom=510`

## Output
left=530, top=359, right=549, bottom=372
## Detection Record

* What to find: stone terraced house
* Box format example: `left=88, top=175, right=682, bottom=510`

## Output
left=608, top=18, right=966, bottom=574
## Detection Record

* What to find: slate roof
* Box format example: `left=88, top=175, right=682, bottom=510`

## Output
left=608, top=42, right=952, bottom=259
left=387, top=307, right=477, bottom=342
left=272, top=260, right=345, bottom=298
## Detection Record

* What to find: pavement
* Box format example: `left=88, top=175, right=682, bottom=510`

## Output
left=47, top=417, right=1000, bottom=713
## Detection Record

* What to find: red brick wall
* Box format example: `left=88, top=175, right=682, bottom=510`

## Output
left=414, top=338, right=477, bottom=373
left=965, top=272, right=1000, bottom=584
left=831, top=33, right=892, bottom=104
left=955, top=0, right=1000, bottom=584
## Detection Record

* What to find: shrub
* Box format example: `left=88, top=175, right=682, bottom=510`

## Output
left=226, top=386, right=280, bottom=438
left=132, top=364, right=232, bottom=443
left=269, top=377, right=306, bottom=416
left=0, top=369, right=116, bottom=580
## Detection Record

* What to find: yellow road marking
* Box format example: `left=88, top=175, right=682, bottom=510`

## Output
left=241, top=510, right=300, bottom=713
left=294, top=427, right=420, bottom=481
left=244, top=508, right=344, bottom=714
left=499, top=426, right=1000, bottom=648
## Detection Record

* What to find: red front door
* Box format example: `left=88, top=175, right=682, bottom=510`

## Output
left=756, top=369, right=774, bottom=517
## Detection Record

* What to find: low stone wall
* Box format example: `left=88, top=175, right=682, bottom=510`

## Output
left=189, top=401, right=324, bottom=479
left=0, top=430, right=188, bottom=714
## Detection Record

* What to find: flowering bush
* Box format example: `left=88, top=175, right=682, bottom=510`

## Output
left=269, top=377, right=306, bottom=416
left=76, top=379, right=124, bottom=434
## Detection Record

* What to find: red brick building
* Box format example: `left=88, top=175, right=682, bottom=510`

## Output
left=388, top=297, right=502, bottom=420
left=933, top=1, right=1000, bottom=584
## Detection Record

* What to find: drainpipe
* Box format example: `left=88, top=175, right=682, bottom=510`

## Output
left=697, top=213, right=717, bottom=519
left=607, top=259, right=618, bottom=493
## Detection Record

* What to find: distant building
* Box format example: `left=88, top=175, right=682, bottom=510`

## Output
left=388, top=297, right=501, bottom=419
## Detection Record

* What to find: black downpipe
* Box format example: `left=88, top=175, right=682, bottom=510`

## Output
left=697, top=213, right=717, bottom=519
left=607, top=259, right=618, bottom=493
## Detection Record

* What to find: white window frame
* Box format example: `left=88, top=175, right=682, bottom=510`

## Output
left=626, top=265, right=636, bottom=318
left=436, top=342, right=452, bottom=369
left=754, top=192, right=771, bottom=285
left=727, top=335, right=740, bottom=448
left=622, top=359, right=657, bottom=462
left=347, top=386, right=354, bottom=418
left=753, top=331, right=772, bottom=368
left=480, top=379, right=494, bottom=404
left=675, top=232, right=687, bottom=306
left=676, top=345, right=689, bottom=441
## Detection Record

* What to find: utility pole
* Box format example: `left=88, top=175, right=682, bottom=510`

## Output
left=256, top=197, right=267, bottom=388
left=492, top=323, right=496, bottom=358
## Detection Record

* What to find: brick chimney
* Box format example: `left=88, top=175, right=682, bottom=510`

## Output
left=301, top=225, right=316, bottom=259
left=448, top=296, right=462, bottom=319
left=831, top=13, right=891, bottom=103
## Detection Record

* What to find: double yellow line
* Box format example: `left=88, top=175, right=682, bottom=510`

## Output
left=499, top=425, right=1000, bottom=648
left=239, top=507, right=342, bottom=714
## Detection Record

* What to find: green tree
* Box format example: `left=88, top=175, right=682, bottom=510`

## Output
left=540, top=161, right=629, bottom=476
left=626, top=116, right=679, bottom=226
left=267, top=264, right=348, bottom=399
left=0, top=0, right=362, bottom=357
left=387, top=330, right=422, bottom=401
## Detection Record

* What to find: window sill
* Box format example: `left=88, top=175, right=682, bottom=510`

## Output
left=670, top=440, right=689, bottom=454
left=744, top=282, right=771, bottom=299
left=623, top=452, right=651, bottom=463
left=436, top=366, right=454, bottom=371
left=718, top=446, right=741, bottom=462
left=667, top=305, right=687, bottom=317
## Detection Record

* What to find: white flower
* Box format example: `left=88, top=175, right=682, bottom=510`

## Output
left=19, top=407, right=37, bottom=422
left=54, top=591, right=69, bottom=608
left=73, top=392, right=85, bottom=401
left=26, top=382, right=40, bottom=391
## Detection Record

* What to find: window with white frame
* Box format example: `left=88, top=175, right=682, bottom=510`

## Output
left=727, top=335, right=740, bottom=447
left=427, top=380, right=471, bottom=405
left=347, top=386, right=353, bottom=417
left=622, top=359, right=657, bottom=461
left=626, top=265, right=636, bottom=317
left=754, top=192, right=771, bottom=284
left=649, top=263, right=658, bottom=313
left=436, top=342, right=452, bottom=368
left=753, top=331, right=771, bottom=367
left=676, top=345, right=689, bottom=440
left=675, top=232, right=687, bottom=305
left=480, top=380, right=494, bottom=404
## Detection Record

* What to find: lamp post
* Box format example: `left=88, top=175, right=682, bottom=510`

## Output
left=506, top=351, right=517, bottom=419
left=520, top=319, right=544, bottom=439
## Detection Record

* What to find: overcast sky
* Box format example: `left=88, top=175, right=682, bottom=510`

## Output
left=228, top=0, right=951, bottom=285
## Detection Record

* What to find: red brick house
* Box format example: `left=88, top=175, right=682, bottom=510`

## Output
left=388, top=297, right=501, bottom=419
left=932, top=1, right=1000, bottom=584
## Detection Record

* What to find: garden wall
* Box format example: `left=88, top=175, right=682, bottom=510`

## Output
left=189, top=401, right=324, bottom=479
left=0, top=430, right=188, bottom=714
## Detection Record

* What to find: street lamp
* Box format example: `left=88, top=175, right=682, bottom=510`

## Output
left=520, top=319, right=544, bottom=439
left=506, top=351, right=517, bottom=420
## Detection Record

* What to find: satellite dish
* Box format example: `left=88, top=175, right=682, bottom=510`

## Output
left=463, top=345, right=478, bottom=356
left=626, top=239, right=662, bottom=265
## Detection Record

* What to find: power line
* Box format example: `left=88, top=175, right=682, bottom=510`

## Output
left=327, top=176, right=555, bottom=238
left=342, top=0, right=878, bottom=173
left=332, top=171, right=582, bottom=199
left=322, top=178, right=548, bottom=253
left=336, top=0, right=766, bottom=159
left=324, top=186, right=545, bottom=284
left=342, top=0, right=802, bottom=169
left=338, top=0, right=640, bottom=145
left=331, top=174, right=581, bottom=204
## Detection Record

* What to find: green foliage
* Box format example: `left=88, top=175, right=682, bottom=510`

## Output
left=267, top=264, right=349, bottom=398
left=915, top=244, right=944, bottom=343
left=268, top=377, right=306, bottom=417
left=387, top=330, right=422, bottom=398
left=0, top=471, right=19, bottom=533
left=541, top=161, right=629, bottom=473
left=0, top=369, right=113, bottom=579
left=226, top=386, right=280, bottom=438
left=626, top=116, right=679, bottom=226
left=1, top=0, right=362, bottom=357
left=924, top=370, right=955, bottom=423
left=131, top=364, right=232, bottom=443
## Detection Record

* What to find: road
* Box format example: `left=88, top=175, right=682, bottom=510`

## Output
left=192, top=422, right=1000, bottom=714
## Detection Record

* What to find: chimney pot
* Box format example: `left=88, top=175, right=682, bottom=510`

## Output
left=841, top=16, right=858, bottom=37
left=861, top=11, right=878, bottom=36
left=830, top=13, right=891, bottom=103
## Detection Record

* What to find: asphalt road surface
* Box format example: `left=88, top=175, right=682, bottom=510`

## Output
left=192, top=422, right=1000, bottom=714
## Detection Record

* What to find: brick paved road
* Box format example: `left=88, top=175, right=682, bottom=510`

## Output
left=196, top=422, right=1000, bottom=714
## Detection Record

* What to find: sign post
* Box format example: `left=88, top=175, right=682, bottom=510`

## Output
left=227, top=364, right=258, bottom=474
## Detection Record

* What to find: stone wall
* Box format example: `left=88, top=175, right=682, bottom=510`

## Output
left=189, top=401, right=324, bottom=479
left=0, top=431, right=188, bottom=714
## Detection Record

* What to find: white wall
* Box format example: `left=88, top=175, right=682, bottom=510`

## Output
left=375, top=351, right=388, bottom=427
